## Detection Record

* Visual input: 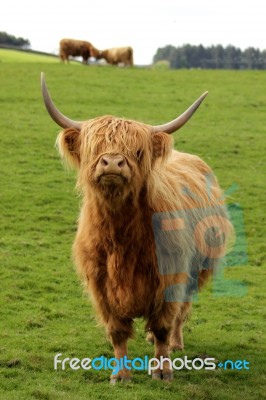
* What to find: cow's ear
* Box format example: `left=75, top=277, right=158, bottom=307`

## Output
left=151, top=132, right=172, bottom=160
left=56, top=128, right=81, bottom=168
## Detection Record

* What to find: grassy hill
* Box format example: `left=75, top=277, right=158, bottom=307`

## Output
left=0, top=50, right=265, bottom=400
left=0, top=48, right=60, bottom=63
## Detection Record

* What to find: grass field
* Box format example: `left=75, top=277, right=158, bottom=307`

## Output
left=0, top=49, right=265, bottom=400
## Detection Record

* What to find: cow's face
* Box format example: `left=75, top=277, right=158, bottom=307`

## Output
left=90, top=48, right=101, bottom=59
left=57, top=116, right=172, bottom=202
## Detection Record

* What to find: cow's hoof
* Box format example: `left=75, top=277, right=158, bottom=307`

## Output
left=110, top=376, right=132, bottom=385
left=152, top=371, right=173, bottom=381
left=152, top=372, right=162, bottom=380
left=162, top=372, right=173, bottom=382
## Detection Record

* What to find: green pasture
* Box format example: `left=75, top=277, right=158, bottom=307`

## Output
left=0, top=50, right=265, bottom=399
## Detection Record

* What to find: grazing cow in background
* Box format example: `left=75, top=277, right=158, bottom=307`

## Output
left=92, top=46, right=134, bottom=66
left=41, top=73, right=232, bottom=383
left=59, top=38, right=99, bottom=64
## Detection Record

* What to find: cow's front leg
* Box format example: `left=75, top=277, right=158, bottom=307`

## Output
left=147, top=302, right=180, bottom=381
left=150, top=326, right=173, bottom=381
left=108, top=318, right=133, bottom=384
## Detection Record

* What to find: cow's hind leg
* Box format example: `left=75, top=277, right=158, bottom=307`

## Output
left=146, top=329, right=154, bottom=344
left=108, top=318, right=133, bottom=384
left=146, top=303, right=189, bottom=352
left=169, top=302, right=191, bottom=351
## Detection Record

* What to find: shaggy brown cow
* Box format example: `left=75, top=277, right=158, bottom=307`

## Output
left=41, top=73, right=232, bottom=383
left=59, top=38, right=98, bottom=64
left=92, top=46, right=133, bottom=66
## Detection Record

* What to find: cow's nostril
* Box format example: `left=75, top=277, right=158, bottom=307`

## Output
left=101, top=158, right=109, bottom=166
left=118, top=159, right=125, bottom=168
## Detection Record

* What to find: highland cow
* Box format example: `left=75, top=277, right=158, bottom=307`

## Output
left=59, top=38, right=98, bottom=64
left=92, top=46, right=133, bottom=66
left=41, top=73, right=232, bottom=383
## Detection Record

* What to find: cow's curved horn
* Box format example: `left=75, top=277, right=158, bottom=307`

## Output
left=41, top=72, right=82, bottom=130
left=152, top=91, right=208, bottom=134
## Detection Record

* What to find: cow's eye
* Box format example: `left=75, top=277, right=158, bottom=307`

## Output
left=136, top=150, right=142, bottom=160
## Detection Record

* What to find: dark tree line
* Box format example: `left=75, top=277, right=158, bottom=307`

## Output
left=153, top=44, right=266, bottom=69
left=0, top=32, right=30, bottom=48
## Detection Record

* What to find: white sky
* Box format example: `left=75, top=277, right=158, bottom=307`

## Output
left=1, top=0, right=265, bottom=64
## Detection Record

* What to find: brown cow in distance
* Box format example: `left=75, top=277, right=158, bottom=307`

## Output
left=41, top=73, right=232, bottom=383
left=59, top=38, right=99, bottom=64
left=92, top=46, right=134, bottom=66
